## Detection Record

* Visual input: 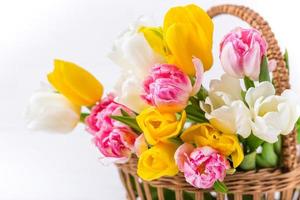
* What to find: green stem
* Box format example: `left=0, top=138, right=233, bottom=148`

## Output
left=243, top=76, right=255, bottom=90
left=80, top=113, right=90, bottom=123
left=245, top=134, right=264, bottom=153
left=284, top=49, right=289, bottom=73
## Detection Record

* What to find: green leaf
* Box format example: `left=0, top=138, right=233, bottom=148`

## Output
left=242, top=195, right=254, bottom=200
left=284, top=49, right=289, bottom=72
left=274, top=135, right=282, bottom=155
left=183, top=192, right=195, bottom=200
left=213, top=180, right=228, bottom=193
left=259, top=55, right=270, bottom=82
left=256, top=155, right=269, bottom=168
left=256, top=142, right=278, bottom=168
left=245, top=134, right=264, bottom=152
left=120, top=109, right=130, bottom=117
left=196, top=86, right=208, bottom=101
left=239, top=151, right=256, bottom=170
left=189, top=96, right=200, bottom=109
left=80, top=113, right=90, bottom=123
left=243, top=76, right=255, bottom=90
left=110, top=115, right=142, bottom=133
left=185, top=105, right=208, bottom=123
left=262, top=143, right=278, bottom=166
left=168, top=137, right=183, bottom=145
left=163, top=189, right=175, bottom=200
left=296, top=118, right=300, bottom=144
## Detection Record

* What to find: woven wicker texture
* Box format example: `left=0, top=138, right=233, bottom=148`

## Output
left=116, top=4, right=300, bottom=200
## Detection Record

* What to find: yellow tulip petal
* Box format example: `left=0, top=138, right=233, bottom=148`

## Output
left=59, top=60, right=103, bottom=105
left=184, top=4, right=214, bottom=44
left=48, top=59, right=103, bottom=106
left=181, top=123, right=212, bottom=143
left=47, top=61, right=91, bottom=105
left=165, top=23, right=213, bottom=75
left=231, top=143, right=244, bottom=168
left=164, top=4, right=213, bottom=41
left=137, top=142, right=178, bottom=181
left=163, top=6, right=190, bottom=33
left=163, top=4, right=213, bottom=74
left=181, top=123, right=244, bottom=168
left=137, top=107, right=186, bottom=145
left=139, top=26, right=167, bottom=57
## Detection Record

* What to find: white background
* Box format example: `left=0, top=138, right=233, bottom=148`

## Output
left=0, top=0, right=299, bottom=199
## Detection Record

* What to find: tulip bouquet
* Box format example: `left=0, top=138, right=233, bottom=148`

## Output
left=26, top=4, right=300, bottom=193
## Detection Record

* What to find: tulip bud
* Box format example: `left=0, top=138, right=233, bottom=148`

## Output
left=141, top=58, right=203, bottom=112
left=220, top=27, right=267, bottom=81
left=25, top=90, right=80, bottom=133
left=47, top=59, right=103, bottom=106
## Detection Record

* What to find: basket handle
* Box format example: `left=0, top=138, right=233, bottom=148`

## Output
left=207, top=4, right=297, bottom=171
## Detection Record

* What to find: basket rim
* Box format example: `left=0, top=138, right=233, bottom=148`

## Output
left=117, top=157, right=300, bottom=194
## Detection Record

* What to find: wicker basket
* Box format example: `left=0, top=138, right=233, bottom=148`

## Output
left=116, top=4, right=300, bottom=200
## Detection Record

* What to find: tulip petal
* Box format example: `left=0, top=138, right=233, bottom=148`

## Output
left=25, top=91, right=80, bottom=133
left=184, top=4, right=214, bottom=44
left=174, top=143, right=194, bottom=172
left=48, top=60, right=103, bottom=106
left=48, top=61, right=91, bottom=106
left=163, top=5, right=213, bottom=74
left=230, top=139, right=244, bottom=168
left=245, top=82, right=275, bottom=109
left=163, top=4, right=213, bottom=47
left=190, top=57, right=204, bottom=96
left=209, top=74, right=242, bottom=103
left=251, top=117, right=280, bottom=143
left=220, top=43, right=244, bottom=79
left=137, top=142, right=179, bottom=181
left=243, top=43, right=261, bottom=80
left=208, top=101, right=252, bottom=138
left=139, top=26, right=167, bottom=57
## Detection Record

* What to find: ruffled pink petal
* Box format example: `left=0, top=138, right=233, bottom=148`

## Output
left=174, top=143, right=195, bottom=172
left=243, top=42, right=261, bottom=80
left=190, top=57, right=204, bottom=96
left=220, top=43, right=244, bottom=78
left=141, top=63, right=193, bottom=112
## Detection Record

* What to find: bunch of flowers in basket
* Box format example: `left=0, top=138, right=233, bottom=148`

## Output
left=25, top=4, right=300, bottom=193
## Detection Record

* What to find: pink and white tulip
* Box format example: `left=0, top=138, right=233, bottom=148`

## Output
left=175, top=143, right=230, bottom=189
left=85, top=93, right=133, bottom=135
left=93, top=126, right=137, bottom=163
left=85, top=94, right=138, bottom=163
left=141, top=57, right=203, bottom=112
left=220, top=27, right=268, bottom=80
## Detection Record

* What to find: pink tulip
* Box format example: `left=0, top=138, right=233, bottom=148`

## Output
left=175, top=143, right=230, bottom=189
left=85, top=94, right=137, bottom=163
left=85, top=93, right=133, bottom=135
left=141, top=57, right=203, bottom=112
left=220, top=27, right=268, bottom=80
left=93, top=126, right=137, bottom=163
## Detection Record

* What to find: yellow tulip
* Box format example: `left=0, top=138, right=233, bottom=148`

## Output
left=140, top=4, right=214, bottom=76
left=181, top=123, right=244, bottom=168
left=136, top=107, right=186, bottom=145
left=47, top=59, right=103, bottom=106
left=137, top=142, right=178, bottom=181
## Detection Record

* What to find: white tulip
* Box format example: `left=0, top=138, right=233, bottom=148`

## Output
left=108, top=17, right=164, bottom=112
left=246, top=82, right=300, bottom=143
left=201, top=74, right=252, bottom=137
left=25, top=90, right=81, bottom=133
left=113, top=71, right=149, bottom=112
